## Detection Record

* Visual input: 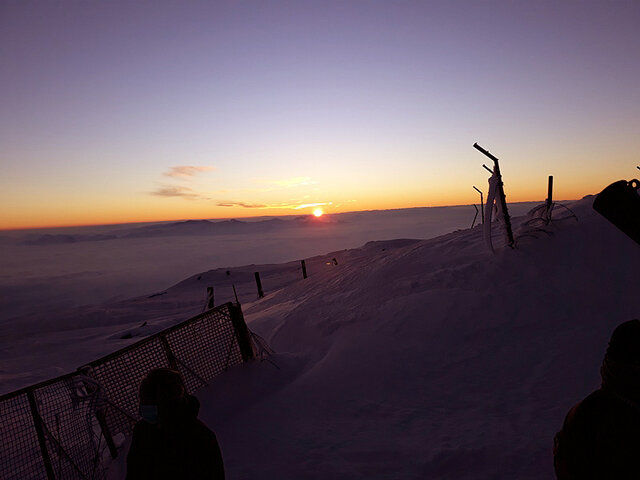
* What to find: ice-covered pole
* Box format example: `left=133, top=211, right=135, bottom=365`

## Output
left=473, top=143, right=515, bottom=248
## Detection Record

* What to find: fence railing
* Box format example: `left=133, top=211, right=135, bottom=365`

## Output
left=0, top=302, right=256, bottom=480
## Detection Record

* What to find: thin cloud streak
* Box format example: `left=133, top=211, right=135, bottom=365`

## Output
left=217, top=201, right=268, bottom=208
left=217, top=200, right=332, bottom=210
left=293, top=202, right=331, bottom=210
left=163, top=166, right=216, bottom=178
left=151, top=185, right=202, bottom=199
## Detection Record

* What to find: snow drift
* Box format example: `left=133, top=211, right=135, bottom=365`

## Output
left=3, top=196, right=638, bottom=479
left=189, top=196, right=637, bottom=479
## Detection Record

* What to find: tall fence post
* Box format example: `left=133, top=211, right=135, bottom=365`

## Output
left=26, top=390, right=56, bottom=480
left=228, top=303, right=255, bottom=362
left=206, top=286, right=214, bottom=309
left=546, top=175, right=554, bottom=223
left=254, top=272, right=264, bottom=298
left=301, top=260, right=308, bottom=279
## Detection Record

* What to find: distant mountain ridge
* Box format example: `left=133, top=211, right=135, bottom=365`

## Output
left=18, top=216, right=335, bottom=245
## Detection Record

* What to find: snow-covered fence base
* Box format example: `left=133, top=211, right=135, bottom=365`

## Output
left=0, top=302, right=256, bottom=480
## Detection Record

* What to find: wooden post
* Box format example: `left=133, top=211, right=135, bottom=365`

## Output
left=27, top=390, right=56, bottom=480
left=254, top=272, right=264, bottom=298
left=301, top=260, right=308, bottom=279
left=206, top=287, right=214, bottom=309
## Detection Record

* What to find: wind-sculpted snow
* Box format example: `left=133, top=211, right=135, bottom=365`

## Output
left=4, top=199, right=637, bottom=479
left=191, top=197, right=638, bottom=479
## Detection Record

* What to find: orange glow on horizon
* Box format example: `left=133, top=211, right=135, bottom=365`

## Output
left=0, top=182, right=599, bottom=231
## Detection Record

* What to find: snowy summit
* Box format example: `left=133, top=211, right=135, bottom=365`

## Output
left=103, top=197, right=637, bottom=478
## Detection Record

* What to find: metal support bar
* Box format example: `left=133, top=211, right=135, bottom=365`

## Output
left=27, top=391, right=56, bottom=480
left=301, top=260, right=308, bottom=279
left=473, top=142, right=499, bottom=162
left=95, top=409, right=118, bottom=459
left=232, top=284, right=239, bottom=304
left=206, top=286, right=214, bottom=309
left=159, top=336, right=178, bottom=370
left=473, top=186, right=484, bottom=223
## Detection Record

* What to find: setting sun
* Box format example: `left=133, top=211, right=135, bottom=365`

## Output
left=313, top=208, right=324, bottom=217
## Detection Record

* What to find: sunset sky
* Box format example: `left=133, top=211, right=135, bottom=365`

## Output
left=1, top=1, right=639, bottom=229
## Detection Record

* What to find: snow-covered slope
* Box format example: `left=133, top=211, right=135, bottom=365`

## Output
left=161, top=197, right=637, bottom=479
left=4, top=196, right=638, bottom=479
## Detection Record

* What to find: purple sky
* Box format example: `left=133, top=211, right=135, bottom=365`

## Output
left=1, top=1, right=639, bottom=228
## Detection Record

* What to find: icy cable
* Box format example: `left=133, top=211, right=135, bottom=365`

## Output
left=0, top=302, right=259, bottom=480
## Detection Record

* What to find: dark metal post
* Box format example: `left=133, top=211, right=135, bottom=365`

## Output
left=206, top=287, right=214, bottom=309
left=27, top=390, right=56, bottom=480
left=95, top=409, right=118, bottom=459
left=228, top=303, right=255, bottom=362
left=546, top=175, right=554, bottom=223
left=301, top=260, right=307, bottom=279
left=232, top=284, right=239, bottom=304
left=159, top=336, right=178, bottom=370
left=471, top=204, right=479, bottom=228
left=473, top=143, right=515, bottom=248
left=473, top=186, right=484, bottom=223
left=254, top=272, right=264, bottom=298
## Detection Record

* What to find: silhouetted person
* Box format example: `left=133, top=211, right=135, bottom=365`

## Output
left=126, top=368, right=225, bottom=479
left=554, top=319, right=640, bottom=479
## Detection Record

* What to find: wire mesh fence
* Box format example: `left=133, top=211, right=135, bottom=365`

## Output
left=0, top=302, right=255, bottom=480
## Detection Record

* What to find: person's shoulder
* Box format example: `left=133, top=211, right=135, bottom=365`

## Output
left=577, top=389, right=636, bottom=419
left=192, top=419, right=217, bottom=438
left=572, top=389, right=613, bottom=416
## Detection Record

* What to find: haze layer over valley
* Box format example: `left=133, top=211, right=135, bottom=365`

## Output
left=0, top=203, right=539, bottom=321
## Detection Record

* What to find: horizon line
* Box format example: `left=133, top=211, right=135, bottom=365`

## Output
left=0, top=196, right=588, bottom=232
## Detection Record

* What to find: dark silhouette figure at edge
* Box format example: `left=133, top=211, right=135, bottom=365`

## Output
left=554, top=319, right=640, bottom=479
left=126, top=368, right=225, bottom=479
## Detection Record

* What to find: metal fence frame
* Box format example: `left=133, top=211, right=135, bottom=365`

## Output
left=0, top=302, right=255, bottom=480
